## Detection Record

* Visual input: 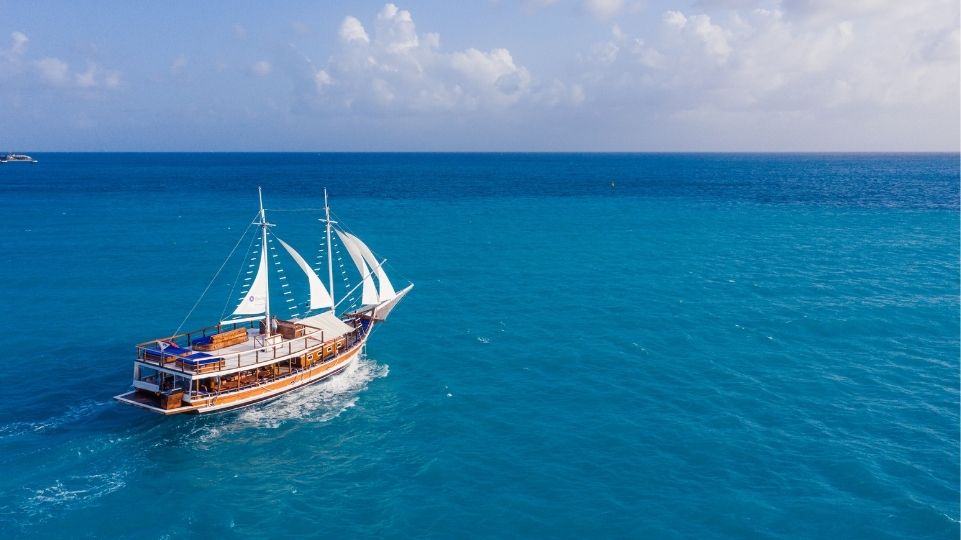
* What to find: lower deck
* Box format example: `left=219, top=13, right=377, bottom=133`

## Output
left=115, top=389, right=202, bottom=415
left=116, top=333, right=365, bottom=415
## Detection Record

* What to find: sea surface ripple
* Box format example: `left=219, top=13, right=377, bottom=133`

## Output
left=0, top=153, right=956, bottom=539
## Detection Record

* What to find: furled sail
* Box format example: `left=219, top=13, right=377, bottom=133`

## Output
left=335, top=229, right=378, bottom=305
left=339, top=230, right=396, bottom=303
left=276, top=237, right=333, bottom=310
left=228, top=241, right=269, bottom=318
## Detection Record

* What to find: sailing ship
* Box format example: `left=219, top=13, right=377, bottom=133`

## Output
left=114, top=188, right=412, bottom=415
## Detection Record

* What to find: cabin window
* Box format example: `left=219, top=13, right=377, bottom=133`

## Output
left=137, top=366, right=159, bottom=384
left=325, top=346, right=332, bottom=354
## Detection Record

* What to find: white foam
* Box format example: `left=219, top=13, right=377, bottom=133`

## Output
left=193, top=356, right=388, bottom=441
left=0, top=400, right=108, bottom=440
left=26, top=470, right=128, bottom=518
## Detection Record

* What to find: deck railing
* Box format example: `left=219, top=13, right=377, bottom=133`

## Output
left=136, top=318, right=363, bottom=375
left=184, top=331, right=365, bottom=400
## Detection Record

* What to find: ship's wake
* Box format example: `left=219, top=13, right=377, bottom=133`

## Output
left=0, top=400, right=109, bottom=441
left=193, top=356, right=388, bottom=442
left=25, top=470, right=128, bottom=518
left=237, top=356, right=389, bottom=428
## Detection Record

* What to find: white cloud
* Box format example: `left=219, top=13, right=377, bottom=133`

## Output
left=1, top=31, right=28, bottom=65
left=376, top=4, right=419, bottom=54
left=583, top=24, right=664, bottom=69
left=314, top=69, right=332, bottom=91
left=289, top=3, right=578, bottom=114
left=680, top=13, right=732, bottom=61
left=206, top=0, right=954, bottom=150
left=252, top=60, right=272, bottom=76
left=584, top=2, right=958, bottom=110
left=75, top=65, right=98, bottom=88
left=103, top=70, right=121, bottom=88
left=584, top=0, right=625, bottom=19
left=451, top=47, right=531, bottom=99
left=339, top=16, right=370, bottom=44
left=569, top=0, right=958, bottom=148
left=36, top=57, right=69, bottom=84
left=2, top=32, right=120, bottom=91
left=71, top=63, right=121, bottom=89
left=664, top=11, right=732, bottom=61
left=10, top=31, right=27, bottom=56
left=664, top=10, right=687, bottom=29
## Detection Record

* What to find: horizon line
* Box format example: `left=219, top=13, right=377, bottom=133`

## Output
left=8, top=150, right=960, bottom=155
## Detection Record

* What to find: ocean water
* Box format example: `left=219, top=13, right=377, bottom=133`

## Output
left=0, top=153, right=957, bottom=539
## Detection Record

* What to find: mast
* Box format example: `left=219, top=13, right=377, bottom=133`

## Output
left=258, top=186, right=271, bottom=338
left=324, top=188, right=336, bottom=312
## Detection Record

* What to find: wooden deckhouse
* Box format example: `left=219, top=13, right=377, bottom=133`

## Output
left=115, top=189, right=412, bottom=415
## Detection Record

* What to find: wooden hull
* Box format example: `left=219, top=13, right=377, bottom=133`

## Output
left=115, top=334, right=366, bottom=415
left=188, top=363, right=352, bottom=414
left=187, top=341, right=363, bottom=414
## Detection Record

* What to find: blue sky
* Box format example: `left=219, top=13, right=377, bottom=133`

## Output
left=1, top=1, right=958, bottom=151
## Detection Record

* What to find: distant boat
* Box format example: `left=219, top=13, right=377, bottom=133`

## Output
left=114, top=188, right=413, bottom=415
left=0, top=153, right=37, bottom=163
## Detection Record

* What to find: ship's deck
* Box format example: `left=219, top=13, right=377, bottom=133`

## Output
left=223, top=329, right=315, bottom=355
left=136, top=312, right=365, bottom=377
left=141, top=328, right=332, bottom=376
left=114, top=390, right=201, bottom=415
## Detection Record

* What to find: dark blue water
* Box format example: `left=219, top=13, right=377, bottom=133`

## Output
left=0, top=153, right=957, bottom=539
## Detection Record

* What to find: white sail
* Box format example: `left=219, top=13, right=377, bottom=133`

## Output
left=229, top=242, right=269, bottom=317
left=372, top=283, right=413, bottom=320
left=277, top=238, right=334, bottom=310
left=335, top=229, right=378, bottom=305
left=339, top=230, right=396, bottom=302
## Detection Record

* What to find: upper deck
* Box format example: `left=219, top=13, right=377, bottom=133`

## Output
left=136, top=313, right=363, bottom=378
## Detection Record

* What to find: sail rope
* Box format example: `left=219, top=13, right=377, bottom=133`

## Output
left=173, top=212, right=259, bottom=337
left=313, top=227, right=329, bottom=316
left=169, top=201, right=407, bottom=338
left=266, top=231, right=299, bottom=319
left=221, top=224, right=261, bottom=320
left=334, top=239, right=359, bottom=312
left=220, top=228, right=260, bottom=322
left=313, top=222, right=363, bottom=314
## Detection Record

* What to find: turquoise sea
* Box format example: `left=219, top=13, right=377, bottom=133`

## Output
left=0, top=153, right=957, bottom=539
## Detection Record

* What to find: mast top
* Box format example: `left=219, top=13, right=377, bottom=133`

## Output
left=320, top=188, right=337, bottom=225
left=255, top=186, right=274, bottom=228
